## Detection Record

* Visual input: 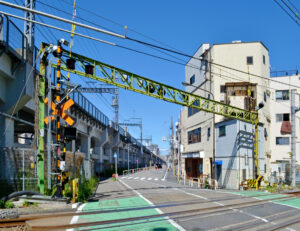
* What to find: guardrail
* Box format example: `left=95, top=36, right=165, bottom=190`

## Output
left=122, top=167, right=154, bottom=176
left=0, top=14, right=39, bottom=70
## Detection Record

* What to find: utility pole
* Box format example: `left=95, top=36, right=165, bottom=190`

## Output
left=112, top=83, right=119, bottom=175
left=24, top=0, right=36, bottom=49
left=37, top=44, right=48, bottom=194
left=170, top=116, right=174, bottom=175
left=291, top=89, right=299, bottom=187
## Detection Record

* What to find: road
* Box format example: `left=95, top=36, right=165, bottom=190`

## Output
left=27, top=168, right=300, bottom=230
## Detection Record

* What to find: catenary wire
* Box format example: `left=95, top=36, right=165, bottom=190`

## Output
left=2, top=10, right=298, bottom=101
left=273, top=0, right=300, bottom=26
left=3, top=1, right=300, bottom=90
left=286, top=0, right=300, bottom=12
left=280, top=0, right=300, bottom=19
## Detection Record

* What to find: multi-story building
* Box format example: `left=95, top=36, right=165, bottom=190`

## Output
left=269, top=70, right=300, bottom=183
left=181, top=41, right=271, bottom=189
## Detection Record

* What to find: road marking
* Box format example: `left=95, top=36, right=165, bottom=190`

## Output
left=162, top=168, right=168, bottom=181
left=119, top=179, right=185, bottom=231
left=127, top=177, right=132, bottom=179
left=154, top=178, right=158, bottom=181
left=134, top=177, right=139, bottom=179
left=141, top=177, right=145, bottom=180
left=148, top=178, right=152, bottom=180
left=66, top=203, right=85, bottom=231
left=161, top=179, right=165, bottom=181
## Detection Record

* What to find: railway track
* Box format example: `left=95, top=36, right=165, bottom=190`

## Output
left=1, top=191, right=299, bottom=230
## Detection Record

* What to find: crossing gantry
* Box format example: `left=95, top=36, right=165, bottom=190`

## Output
left=41, top=42, right=261, bottom=191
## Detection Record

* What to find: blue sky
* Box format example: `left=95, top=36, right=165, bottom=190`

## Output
left=2, top=0, right=300, bottom=155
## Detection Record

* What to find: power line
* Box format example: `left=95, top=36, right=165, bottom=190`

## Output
left=281, top=0, right=300, bottom=19
left=273, top=0, right=300, bottom=26
left=2, top=7, right=300, bottom=91
left=286, top=0, right=300, bottom=13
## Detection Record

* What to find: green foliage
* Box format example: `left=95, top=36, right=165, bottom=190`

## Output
left=111, top=177, right=116, bottom=181
left=78, top=176, right=98, bottom=202
left=0, top=200, right=14, bottom=209
left=23, top=200, right=31, bottom=207
left=64, top=182, right=72, bottom=198
left=22, top=200, right=38, bottom=207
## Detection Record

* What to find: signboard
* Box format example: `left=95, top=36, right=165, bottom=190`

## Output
left=182, top=151, right=205, bottom=159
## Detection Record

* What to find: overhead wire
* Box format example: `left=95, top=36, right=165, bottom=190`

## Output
left=2, top=0, right=300, bottom=89
left=273, top=0, right=300, bottom=26
left=280, top=0, right=300, bottom=19
left=286, top=0, right=300, bottom=13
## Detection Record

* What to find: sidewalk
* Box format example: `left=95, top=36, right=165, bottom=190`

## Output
left=90, top=178, right=135, bottom=201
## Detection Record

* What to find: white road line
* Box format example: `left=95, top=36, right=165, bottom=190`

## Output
left=119, top=179, right=185, bottom=231
left=161, top=179, right=165, bottom=181
left=127, top=177, right=132, bottom=179
left=134, top=177, right=139, bottom=180
left=154, top=178, right=158, bottom=181
left=148, top=178, right=152, bottom=180
left=66, top=203, right=85, bottom=231
left=141, top=177, right=145, bottom=180
left=162, top=168, right=168, bottom=181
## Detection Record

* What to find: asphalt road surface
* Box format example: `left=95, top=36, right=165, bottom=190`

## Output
left=56, top=168, right=300, bottom=230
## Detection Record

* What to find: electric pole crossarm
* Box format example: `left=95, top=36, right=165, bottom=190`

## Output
left=48, top=46, right=257, bottom=123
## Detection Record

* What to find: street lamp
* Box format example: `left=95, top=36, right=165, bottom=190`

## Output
left=182, top=81, right=216, bottom=189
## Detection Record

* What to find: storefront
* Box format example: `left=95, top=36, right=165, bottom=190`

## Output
left=182, top=151, right=204, bottom=179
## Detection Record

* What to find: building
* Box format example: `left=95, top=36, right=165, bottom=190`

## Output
left=181, top=41, right=271, bottom=188
left=269, top=70, right=300, bottom=183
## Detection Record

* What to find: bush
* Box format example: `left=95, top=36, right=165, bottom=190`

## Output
left=78, top=176, right=98, bottom=202
left=0, top=200, right=14, bottom=209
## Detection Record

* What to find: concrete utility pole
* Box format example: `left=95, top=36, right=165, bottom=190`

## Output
left=291, top=89, right=299, bottom=187
left=112, top=84, right=119, bottom=175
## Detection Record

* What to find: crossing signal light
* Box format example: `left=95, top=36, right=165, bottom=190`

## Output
left=66, top=58, right=76, bottom=70
left=85, top=64, right=94, bottom=75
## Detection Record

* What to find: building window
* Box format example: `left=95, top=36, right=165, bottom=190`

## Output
left=220, top=85, right=226, bottom=93
left=188, top=99, right=200, bottom=117
left=219, top=125, right=226, bottom=137
left=247, top=56, right=253, bottom=65
left=188, top=127, right=201, bottom=144
left=276, top=90, right=289, bottom=101
left=190, top=75, right=195, bottom=85
left=263, top=55, right=265, bottom=65
left=264, top=92, right=267, bottom=102
left=207, top=127, right=211, bottom=138
left=276, top=113, right=290, bottom=122
left=276, top=137, right=290, bottom=145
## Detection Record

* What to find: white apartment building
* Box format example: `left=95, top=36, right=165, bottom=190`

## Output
left=181, top=41, right=271, bottom=188
left=269, top=71, right=300, bottom=183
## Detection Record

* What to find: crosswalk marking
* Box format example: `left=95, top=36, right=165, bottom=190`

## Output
left=134, top=177, right=139, bottom=179
left=154, top=178, right=158, bottom=181
left=161, top=179, right=165, bottom=181
left=148, top=178, right=152, bottom=180
left=128, top=177, right=132, bottom=179
left=141, top=177, right=145, bottom=180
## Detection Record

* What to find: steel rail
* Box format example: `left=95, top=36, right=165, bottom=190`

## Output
left=25, top=195, right=296, bottom=230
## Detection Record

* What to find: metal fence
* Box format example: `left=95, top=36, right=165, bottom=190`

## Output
left=0, top=14, right=40, bottom=69
left=0, top=148, right=38, bottom=196
left=270, top=70, right=298, bottom=77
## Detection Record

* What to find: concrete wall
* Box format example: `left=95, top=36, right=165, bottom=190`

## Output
left=269, top=74, right=300, bottom=181
left=215, top=119, right=264, bottom=189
